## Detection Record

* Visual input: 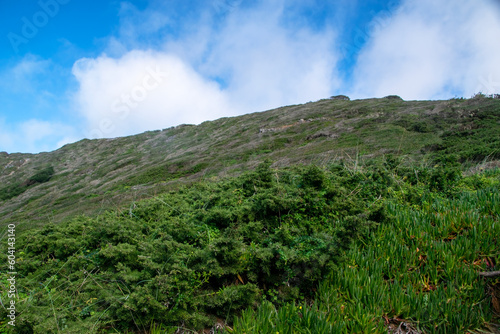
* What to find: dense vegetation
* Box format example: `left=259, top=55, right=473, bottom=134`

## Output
left=1, top=158, right=499, bottom=333
left=0, top=96, right=499, bottom=333
left=428, top=99, right=500, bottom=163
left=231, top=169, right=500, bottom=333
left=0, top=166, right=54, bottom=201
left=2, top=96, right=499, bottom=230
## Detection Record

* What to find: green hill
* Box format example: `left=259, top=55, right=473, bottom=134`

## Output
left=0, top=94, right=499, bottom=333
left=1, top=95, right=499, bottom=230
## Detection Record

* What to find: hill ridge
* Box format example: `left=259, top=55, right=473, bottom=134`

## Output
left=1, top=95, right=499, bottom=229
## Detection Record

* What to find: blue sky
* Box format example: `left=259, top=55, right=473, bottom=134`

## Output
left=1, top=0, right=499, bottom=153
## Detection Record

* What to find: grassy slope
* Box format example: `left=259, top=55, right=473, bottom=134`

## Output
left=0, top=95, right=499, bottom=333
left=1, top=96, right=499, bottom=232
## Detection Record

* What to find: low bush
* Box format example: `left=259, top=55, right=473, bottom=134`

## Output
left=229, top=168, right=500, bottom=334
left=0, top=162, right=387, bottom=333
left=0, top=166, right=54, bottom=201
left=26, top=166, right=55, bottom=185
left=1, top=162, right=498, bottom=333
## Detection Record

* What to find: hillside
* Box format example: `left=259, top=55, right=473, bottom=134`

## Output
left=1, top=95, right=499, bottom=230
left=0, top=94, right=499, bottom=333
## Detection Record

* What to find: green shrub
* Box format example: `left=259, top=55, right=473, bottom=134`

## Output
left=27, top=166, right=55, bottom=185
left=429, top=155, right=461, bottom=192
left=301, top=165, right=326, bottom=189
left=0, top=183, right=25, bottom=201
left=2, top=162, right=498, bottom=333
left=230, top=169, right=500, bottom=334
left=0, top=166, right=54, bottom=201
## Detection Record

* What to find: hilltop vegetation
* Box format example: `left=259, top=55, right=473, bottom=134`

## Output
left=1, top=95, right=499, bottom=230
left=0, top=95, right=499, bottom=333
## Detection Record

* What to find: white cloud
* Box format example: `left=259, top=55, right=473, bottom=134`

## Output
left=72, top=50, right=234, bottom=139
left=0, top=118, right=77, bottom=153
left=350, top=0, right=500, bottom=100
left=0, top=55, right=52, bottom=95
left=72, top=1, right=339, bottom=139
left=0, top=55, right=80, bottom=153
left=198, top=1, right=338, bottom=112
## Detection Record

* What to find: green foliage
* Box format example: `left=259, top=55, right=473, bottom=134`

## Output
left=229, top=168, right=500, bottom=334
left=383, top=154, right=400, bottom=171
left=301, top=165, right=326, bottom=189
left=384, top=95, right=403, bottom=100
left=1, top=159, right=499, bottom=333
left=1, top=162, right=386, bottom=333
left=255, top=159, right=273, bottom=186
left=430, top=100, right=500, bottom=162
left=125, top=161, right=209, bottom=186
left=0, top=166, right=54, bottom=201
left=331, top=94, right=350, bottom=101
left=27, top=166, right=55, bottom=185
left=0, top=182, right=25, bottom=201
left=429, top=155, right=461, bottom=192
left=229, top=300, right=343, bottom=333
